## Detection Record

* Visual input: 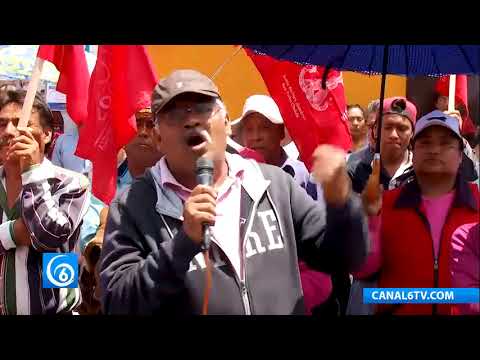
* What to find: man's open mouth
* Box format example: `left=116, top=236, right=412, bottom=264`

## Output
left=185, top=130, right=210, bottom=151
left=186, top=134, right=206, bottom=147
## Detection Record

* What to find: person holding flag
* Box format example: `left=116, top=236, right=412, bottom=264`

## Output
left=0, top=89, right=90, bottom=315
left=38, top=45, right=160, bottom=314
left=434, top=75, right=477, bottom=144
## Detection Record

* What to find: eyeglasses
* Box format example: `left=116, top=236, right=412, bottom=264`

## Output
left=155, top=102, right=221, bottom=125
left=135, top=114, right=155, bottom=130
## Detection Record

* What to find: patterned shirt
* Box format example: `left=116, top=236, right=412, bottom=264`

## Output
left=0, top=159, right=90, bottom=315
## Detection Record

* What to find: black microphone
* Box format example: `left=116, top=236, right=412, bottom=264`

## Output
left=196, top=156, right=214, bottom=251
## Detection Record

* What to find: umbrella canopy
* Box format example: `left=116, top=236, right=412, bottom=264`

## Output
left=245, top=45, right=480, bottom=76
left=245, top=45, right=480, bottom=153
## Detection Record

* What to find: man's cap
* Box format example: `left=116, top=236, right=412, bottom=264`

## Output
left=383, top=97, right=417, bottom=125
left=151, top=69, right=220, bottom=115
left=232, top=95, right=283, bottom=126
left=413, top=110, right=463, bottom=142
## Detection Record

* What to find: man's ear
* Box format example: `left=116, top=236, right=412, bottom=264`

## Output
left=154, top=126, right=163, bottom=152
left=44, top=128, right=53, bottom=145
left=226, top=120, right=232, bottom=136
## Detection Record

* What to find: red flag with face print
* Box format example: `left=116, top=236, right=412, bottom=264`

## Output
left=245, top=49, right=351, bottom=170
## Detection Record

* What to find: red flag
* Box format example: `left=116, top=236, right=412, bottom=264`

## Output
left=75, top=45, right=158, bottom=204
left=245, top=49, right=351, bottom=170
left=37, top=45, right=90, bottom=125
left=435, top=75, right=476, bottom=136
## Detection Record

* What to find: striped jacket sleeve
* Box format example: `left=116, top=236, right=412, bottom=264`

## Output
left=20, top=162, right=91, bottom=252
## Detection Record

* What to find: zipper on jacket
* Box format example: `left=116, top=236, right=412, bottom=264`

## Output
left=417, top=201, right=456, bottom=316
left=240, top=280, right=251, bottom=315
left=432, top=205, right=455, bottom=315
left=211, top=245, right=252, bottom=315
left=432, top=258, right=439, bottom=315
left=415, top=208, right=438, bottom=315
left=205, top=242, right=252, bottom=315
left=162, top=205, right=256, bottom=315
left=238, top=199, right=259, bottom=315
left=433, top=258, right=439, bottom=287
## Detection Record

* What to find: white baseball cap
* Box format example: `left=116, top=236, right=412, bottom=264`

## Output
left=413, top=110, right=462, bottom=141
left=231, top=95, right=284, bottom=126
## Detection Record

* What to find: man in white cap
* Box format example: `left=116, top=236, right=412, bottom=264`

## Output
left=237, top=94, right=310, bottom=188
left=237, top=94, right=336, bottom=315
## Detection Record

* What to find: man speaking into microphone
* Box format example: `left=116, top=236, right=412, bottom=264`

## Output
left=99, top=69, right=369, bottom=315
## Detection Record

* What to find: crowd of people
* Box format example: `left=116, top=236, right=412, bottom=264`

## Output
left=0, top=68, right=478, bottom=315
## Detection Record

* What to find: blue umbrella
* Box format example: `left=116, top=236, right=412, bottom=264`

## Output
left=245, top=45, right=480, bottom=153
left=245, top=45, right=480, bottom=76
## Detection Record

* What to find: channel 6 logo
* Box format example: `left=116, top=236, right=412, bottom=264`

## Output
left=42, top=253, right=78, bottom=288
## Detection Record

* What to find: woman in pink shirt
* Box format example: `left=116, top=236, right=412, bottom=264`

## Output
left=451, top=222, right=480, bottom=315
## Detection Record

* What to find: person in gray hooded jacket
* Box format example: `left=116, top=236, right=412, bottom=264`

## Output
left=99, top=69, right=369, bottom=315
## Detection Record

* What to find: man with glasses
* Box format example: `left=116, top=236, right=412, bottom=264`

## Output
left=98, top=69, right=368, bottom=315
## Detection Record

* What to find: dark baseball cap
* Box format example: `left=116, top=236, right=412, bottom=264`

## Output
left=151, top=69, right=220, bottom=115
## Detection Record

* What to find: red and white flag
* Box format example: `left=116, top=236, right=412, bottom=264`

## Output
left=76, top=45, right=158, bottom=204
left=37, top=45, right=90, bottom=125
left=435, top=75, right=476, bottom=136
left=245, top=49, right=351, bottom=170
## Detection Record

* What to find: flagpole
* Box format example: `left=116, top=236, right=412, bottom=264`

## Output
left=210, top=45, right=243, bottom=80
left=18, top=57, right=45, bottom=127
left=364, top=45, right=389, bottom=211
left=448, top=74, right=456, bottom=112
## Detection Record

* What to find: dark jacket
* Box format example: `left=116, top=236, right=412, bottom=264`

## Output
left=347, top=145, right=478, bottom=194
left=99, top=156, right=369, bottom=315
left=347, top=146, right=409, bottom=194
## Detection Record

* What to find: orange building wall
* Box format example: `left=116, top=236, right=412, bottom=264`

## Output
left=343, top=72, right=407, bottom=110
left=146, top=45, right=406, bottom=118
